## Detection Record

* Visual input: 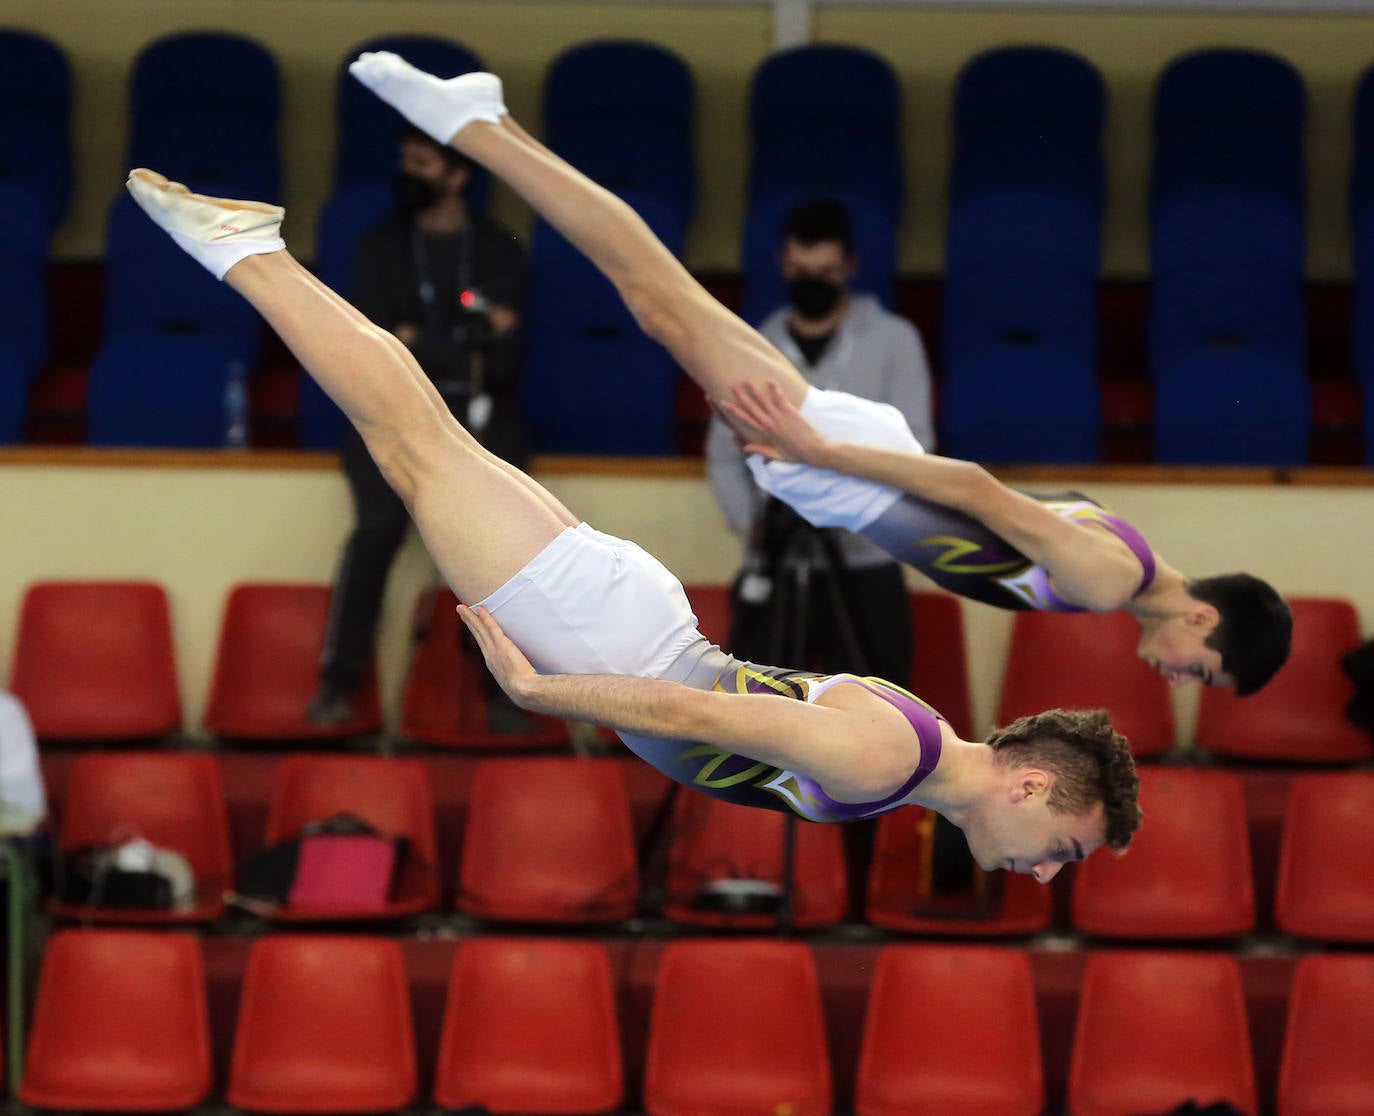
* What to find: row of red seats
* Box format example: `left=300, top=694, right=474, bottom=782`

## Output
left=14, top=930, right=1371, bottom=1116
left=9, top=580, right=1370, bottom=761
left=48, top=751, right=1374, bottom=942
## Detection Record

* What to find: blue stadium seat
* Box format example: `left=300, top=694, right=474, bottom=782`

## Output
left=522, top=192, right=682, bottom=455
left=1151, top=49, right=1305, bottom=210
left=1152, top=191, right=1304, bottom=277
left=0, top=30, right=71, bottom=230
left=128, top=32, right=282, bottom=201
left=543, top=40, right=695, bottom=222
left=940, top=266, right=1100, bottom=463
left=104, top=196, right=261, bottom=366
left=741, top=191, right=895, bottom=326
left=946, top=191, right=1099, bottom=275
left=87, top=334, right=242, bottom=448
left=0, top=183, right=54, bottom=375
left=951, top=47, right=1105, bottom=206
left=940, top=347, right=1101, bottom=465
left=334, top=35, right=484, bottom=197
left=1149, top=270, right=1304, bottom=380
left=1153, top=349, right=1311, bottom=464
left=314, top=182, right=393, bottom=298
left=748, top=45, right=902, bottom=218
left=0, top=348, right=29, bottom=444
left=942, top=265, right=1097, bottom=369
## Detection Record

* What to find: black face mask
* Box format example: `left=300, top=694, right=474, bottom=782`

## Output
left=787, top=276, right=844, bottom=320
left=394, top=171, right=441, bottom=213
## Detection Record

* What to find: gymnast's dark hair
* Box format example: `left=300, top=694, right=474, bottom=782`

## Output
left=398, top=122, right=477, bottom=173
left=1187, top=573, right=1293, bottom=696
left=781, top=198, right=854, bottom=255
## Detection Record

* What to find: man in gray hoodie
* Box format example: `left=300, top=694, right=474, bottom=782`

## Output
left=706, top=199, right=934, bottom=686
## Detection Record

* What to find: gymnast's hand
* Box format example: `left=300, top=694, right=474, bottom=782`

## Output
left=457, top=604, right=542, bottom=710
left=721, top=381, right=833, bottom=467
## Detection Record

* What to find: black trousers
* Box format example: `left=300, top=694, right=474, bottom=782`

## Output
left=318, top=429, right=410, bottom=693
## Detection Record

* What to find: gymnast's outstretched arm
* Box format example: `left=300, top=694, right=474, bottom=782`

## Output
left=458, top=604, right=919, bottom=800
left=725, top=381, right=1145, bottom=611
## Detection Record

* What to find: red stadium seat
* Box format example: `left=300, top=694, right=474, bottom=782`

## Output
left=645, top=939, right=831, bottom=1116
left=1070, top=951, right=1256, bottom=1116
left=866, top=806, right=1052, bottom=935
left=228, top=935, right=416, bottom=1113
left=203, top=583, right=380, bottom=739
left=1072, top=767, right=1253, bottom=939
left=399, top=587, right=568, bottom=748
left=909, top=592, right=975, bottom=738
left=856, top=945, right=1043, bottom=1116
left=1195, top=597, right=1369, bottom=762
left=435, top=938, right=623, bottom=1113
left=1276, top=773, right=1374, bottom=943
left=459, top=758, right=638, bottom=923
left=51, top=752, right=232, bottom=923
left=663, top=793, right=848, bottom=929
left=21, top=929, right=211, bottom=1111
left=264, top=755, right=440, bottom=918
left=682, top=583, right=734, bottom=647
left=10, top=580, right=181, bottom=740
left=1279, top=954, right=1374, bottom=1116
left=997, top=609, right=1174, bottom=758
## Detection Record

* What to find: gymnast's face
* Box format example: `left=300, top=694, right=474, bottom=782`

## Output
left=962, top=771, right=1107, bottom=884
left=1136, top=607, right=1234, bottom=688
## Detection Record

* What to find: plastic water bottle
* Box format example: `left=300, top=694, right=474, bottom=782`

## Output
left=224, top=361, right=249, bottom=449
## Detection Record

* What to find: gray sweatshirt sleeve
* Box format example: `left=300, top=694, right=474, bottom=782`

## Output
left=884, top=317, right=937, bottom=452
left=705, top=414, right=764, bottom=537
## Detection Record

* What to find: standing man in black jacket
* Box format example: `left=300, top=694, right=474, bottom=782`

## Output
left=309, top=124, right=529, bottom=726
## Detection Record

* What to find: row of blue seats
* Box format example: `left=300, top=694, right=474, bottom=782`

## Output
left=4, top=31, right=1374, bottom=462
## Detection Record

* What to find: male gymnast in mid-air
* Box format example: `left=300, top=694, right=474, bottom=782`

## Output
left=123, top=52, right=1141, bottom=882
left=350, top=54, right=1288, bottom=698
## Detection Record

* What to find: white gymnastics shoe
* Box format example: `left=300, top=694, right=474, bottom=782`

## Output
left=349, top=50, right=505, bottom=144
left=126, top=168, right=285, bottom=281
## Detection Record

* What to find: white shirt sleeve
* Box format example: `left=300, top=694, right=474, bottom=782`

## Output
left=0, top=690, right=47, bottom=830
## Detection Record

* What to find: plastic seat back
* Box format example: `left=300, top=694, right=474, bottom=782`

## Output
left=866, top=806, right=1052, bottom=935
left=857, top=945, right=1043, bottom=1116
left=399, top=587, right=567, bottom=748
left=1073, top=767, right=1253, bottom=939
left=228, top=935, right=416, bottom=1113
left=435, top=937, right=623, bottom=1113
left=0, top=30, right=72, bottom=227
left=1070, top=951, right=1256, bottom=1116
left=664, top=793, right=848, bottom=929
left=1279, top=954, right=1374, bottom=1116
left=645, top=939, right=831, bottom=1116
left=1276, top=773, right=1374, bottom=943
left=997, top=610, right=1174, bottom=758
left=1196, top=597, right=1368, bottom=761
left=10, top=581, right=182, bottom=740
left=55, top=752, right=231, bottom=922
left=909, top=592, right=975, bottom=739
left=21, top=929, right=210, bottom=1111
left=204, top=583, right=381, bottom=739
left=459, top=758, right=638, bottom=923
left=265, top=755, right=439, bottom=916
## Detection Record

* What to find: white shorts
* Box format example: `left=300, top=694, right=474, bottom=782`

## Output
left=477, top=522, right=702, bottom=679
left=746, top=386, right=926, bottom=531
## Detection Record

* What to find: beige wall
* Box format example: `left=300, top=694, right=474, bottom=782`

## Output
left=2, top=456, right=1371, bottom=744
left=14, top=0, right=1374, bottom=276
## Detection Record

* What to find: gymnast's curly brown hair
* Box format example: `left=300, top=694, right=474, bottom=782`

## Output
left=986, top=708, right=1142, bottom=852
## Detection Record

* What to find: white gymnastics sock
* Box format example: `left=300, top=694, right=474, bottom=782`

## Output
left=126, top=169, right=285, bottom=281
left=349, top=51, right=506, bottom=145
